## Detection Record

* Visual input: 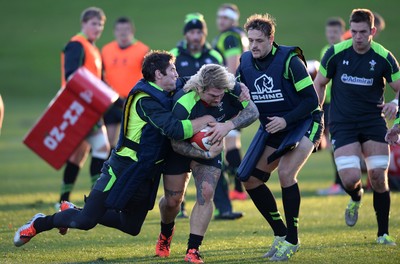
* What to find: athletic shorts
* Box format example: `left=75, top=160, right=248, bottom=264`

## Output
left=266, top=110, right=324, bottom=149
left=104, top=98, right=124, bottom=125
left=163, top=150, right=222, bottom=175
left=330, top=118, right=387, bottom=151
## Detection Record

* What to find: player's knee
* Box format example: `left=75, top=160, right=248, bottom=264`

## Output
left=164, top=195, right=183, bottom=209
left=365, top=155, right=389, bottom=171
left=71, top=218, right=97, bottom=231
left=335, top=155, right=361, bottom=171
left=243, top=175, right=264, bottom=190
left=91, top=143, right=110, bottom=160
left=277, top=166, right=294, bottom=180
left=341, top=174, right=361, bottom=189
left=198, top=185, right=214, bottom=203
left=252, top=168, right=271, bottom=182
left=126, top=225, right=142, bottom=236
left=88, top=133, right=110, bottom=160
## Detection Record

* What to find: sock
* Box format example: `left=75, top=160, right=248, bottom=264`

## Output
left=234, top=177, right=244, bottom=193
left=34, top=215, right=55, bottom=234
left=180, top=200, right=186, bottom=212
left=373, top=191, right=390, bottom=236
left=60, top=161, right=80, bottom=202
left=187, top=233, right=203, bottom=252
left=247, top=184, right=287, bottom=236
left=90, top=157, right=105, bottom=187
left=226, top=149, right=244, bottom=192
left=282, top=183, right=301, bottom=245
left=345, top=183, right=362, bottom=202
left=161, top=221, right=175, bottom=238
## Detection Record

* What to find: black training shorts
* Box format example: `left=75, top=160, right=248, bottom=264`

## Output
left=330, top=118, right=387, bottom=151
left=163, top=150, right=222, bottom=175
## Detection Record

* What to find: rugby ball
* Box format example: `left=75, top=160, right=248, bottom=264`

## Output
left=190, top=126, right=212, bottom=151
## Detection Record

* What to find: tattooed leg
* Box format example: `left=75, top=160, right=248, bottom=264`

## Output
left=159, top=173, right=190, bottom=224
left=190, top=162, right=221, bottom=236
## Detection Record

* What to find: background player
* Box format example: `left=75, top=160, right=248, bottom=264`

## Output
left=314, top=8, right=400, bottom=245
left=102, top=16, right=149, bottom=148
left=57, top=7, right=110, bottom=208
left=212, top=3, right=249, bottom=202
left=316, top=17, right=347, bottom=196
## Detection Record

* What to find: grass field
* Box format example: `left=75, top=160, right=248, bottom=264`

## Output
left=1, top=0, right=400, bottom=263
left=1, top=98, right=399, bottom=263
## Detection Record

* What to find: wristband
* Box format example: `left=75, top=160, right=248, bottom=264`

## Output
left=391, top=99, right=399, bottom=106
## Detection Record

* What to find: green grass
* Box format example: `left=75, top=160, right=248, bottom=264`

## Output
left=1, top=97, right=399, bottom=263
left=2, top=0, right=400, bottom=263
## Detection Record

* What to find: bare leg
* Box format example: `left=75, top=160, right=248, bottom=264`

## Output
left=190, top=162, right=220, bottom=235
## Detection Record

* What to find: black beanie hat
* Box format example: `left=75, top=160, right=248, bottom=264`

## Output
left=183, top=13, right=207, bottom=35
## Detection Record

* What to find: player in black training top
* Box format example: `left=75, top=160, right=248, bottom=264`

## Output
left=314, top=8, right=400, bottom=246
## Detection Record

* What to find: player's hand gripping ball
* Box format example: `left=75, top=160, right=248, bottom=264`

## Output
left=190, top=126, right=212, bottom=151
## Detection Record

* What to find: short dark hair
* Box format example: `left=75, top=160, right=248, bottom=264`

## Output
left=80, top=7, right=106, bottom=23
left=326, top=17, right=346, bottom=30
left=350, top=8, right=374, bottom=29
left=244, top=13, right=276, bottom=38
left=142, top=50, right=175, bottom=82
left=114, top=16, right=135, bottom=31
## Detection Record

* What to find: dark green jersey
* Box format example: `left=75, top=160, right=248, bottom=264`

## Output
left=172, top=85, right=246, bottom=123
left=170, top=41, right=223, bottom=77
left=320, top=39, right=400, bottom=123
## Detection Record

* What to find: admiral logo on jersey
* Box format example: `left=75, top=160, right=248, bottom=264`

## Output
left=341, top=74, right=374, bottom=86
left=251, top=74, right=284, bottom=103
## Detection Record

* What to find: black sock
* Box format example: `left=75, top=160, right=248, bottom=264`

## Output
left=247, top=184, right=287, bottom=236
left=60, top=161, right=80, bottom=202
left=34, top=215, right=55, bottom=233
left=226, top=149, right=244, bottom=192
left=282, top=183, right=300, bottom=245
left=187, top=233, right=203, bottom=252
left=234, top=177, right=244, bottom=192
left=181, top=199, right=186, bottom=212
left=161, top=221, right=175, bottom=238
left=373, top=191, right=390, bottom=236
left=344, top=183, right=362, bottom=202
left=90, top=157, right=105, bottom=187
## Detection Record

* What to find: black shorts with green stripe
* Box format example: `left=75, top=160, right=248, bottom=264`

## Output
left=266, top=110, right=324, bottom=149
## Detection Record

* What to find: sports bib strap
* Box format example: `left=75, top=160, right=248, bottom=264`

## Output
left=120, top=137, right=140, bottom=152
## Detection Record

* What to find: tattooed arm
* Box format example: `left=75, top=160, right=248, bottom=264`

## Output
left=230, top=100, right=259, bottom=129
left=171, top=139, right=223, bottom=160
left=207, top=100, right=259, bottom=143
